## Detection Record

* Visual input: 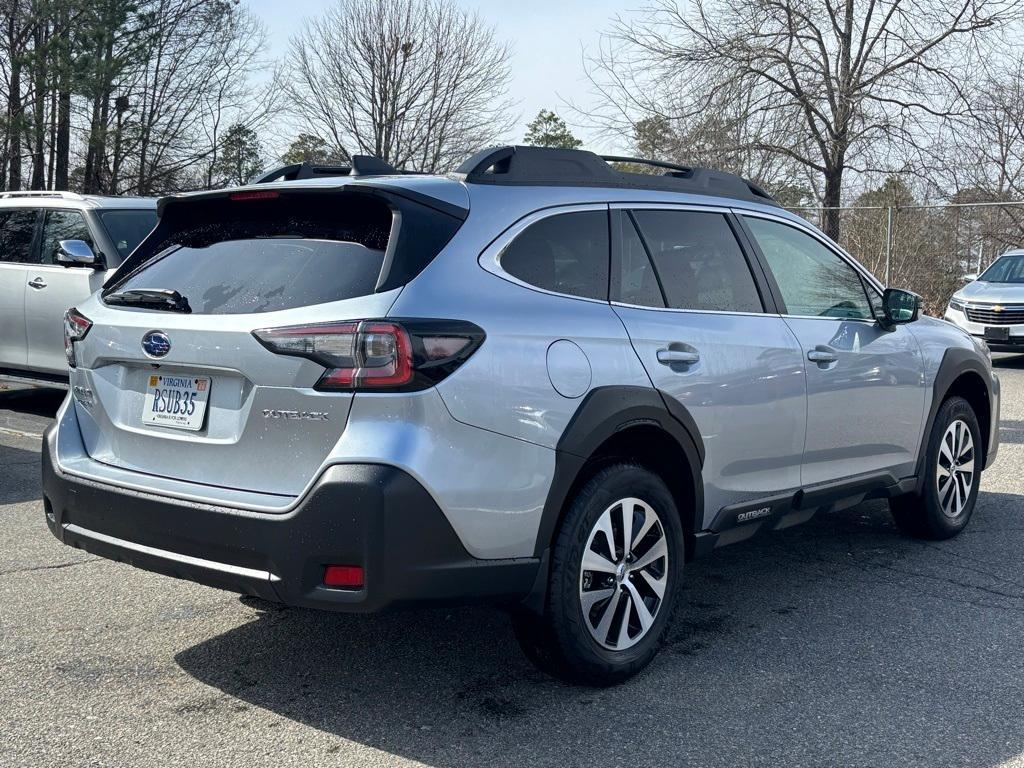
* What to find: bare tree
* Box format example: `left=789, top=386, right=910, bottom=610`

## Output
left=585, top=0, right=1020, bottom=238
left=285, top=0, right=515, bottom=172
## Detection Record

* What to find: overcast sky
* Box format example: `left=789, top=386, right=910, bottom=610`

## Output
left=246, top=0, right=630, bottom=152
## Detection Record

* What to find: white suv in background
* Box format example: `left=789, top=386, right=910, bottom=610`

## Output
left=945, top=250, right=1024, bottom=353
left=0, top=191, right=157, bottom=386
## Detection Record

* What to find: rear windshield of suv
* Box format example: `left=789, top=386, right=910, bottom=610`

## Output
left=109, top=194, right=394, bottom=314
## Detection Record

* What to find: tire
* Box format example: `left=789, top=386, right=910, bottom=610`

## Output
left=890, top=396, right=983, bottom=540
left=512, top=463, right=685, bottom=686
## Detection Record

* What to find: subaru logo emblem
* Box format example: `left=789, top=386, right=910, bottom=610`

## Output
left=141, top=330, right=171, bottom=358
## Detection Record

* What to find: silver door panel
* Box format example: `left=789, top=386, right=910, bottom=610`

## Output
left=0, top=263, right=28, bottom=368
left=614, top=306, right=807, bottom=527
left=24, top=264, right=107, bottom=375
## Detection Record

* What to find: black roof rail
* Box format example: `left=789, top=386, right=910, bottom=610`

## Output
left=253, top=155, right=412, bottom=184
left=454, top=145, right=778, bottom=205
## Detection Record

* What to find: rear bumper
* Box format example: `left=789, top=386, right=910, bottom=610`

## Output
left=41, top=428, right=538, bottom=612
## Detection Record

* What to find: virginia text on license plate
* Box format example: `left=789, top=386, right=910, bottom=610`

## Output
left=142, top=374, right=211, bottom=431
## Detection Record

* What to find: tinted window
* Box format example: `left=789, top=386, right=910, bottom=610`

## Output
left=612, top=213, right=664, bottom=308
left=631, top=210, right=762, bottom=313
left=99, top=210, right=157, bottom=260
left=500, top=210, right=609, bottom=300
left=0, top=210, right=38, bottom=264
left=745, top=217, right=873, bottom=319
left=111, top=196, right=392, bottom=314
left=115, top=240, right=385, bottom=314
left=979, top=253, right=1024, bottom=283
left=41, top=210, right=93, bottom=265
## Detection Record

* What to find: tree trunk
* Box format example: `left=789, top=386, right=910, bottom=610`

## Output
left=30, top=21, right=46, bottom=190
left=8, top=12, right=22, bottom=191
left=822, top=167, right=843, bottom=241
left=54, top=5, right=70, bottom=189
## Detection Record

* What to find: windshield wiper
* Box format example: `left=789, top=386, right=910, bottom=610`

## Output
left=105, top=288, right=192, bottom=313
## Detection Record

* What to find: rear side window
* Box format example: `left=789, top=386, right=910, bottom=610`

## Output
left=0, top=210, right=39, bottom=264
left=110, top=194, right=393, bottom=314
left=612, top=213, right=665, bottom=308
left=500, top=210, right=609, bottom=300
left=631, top=210, right=763, bottom=313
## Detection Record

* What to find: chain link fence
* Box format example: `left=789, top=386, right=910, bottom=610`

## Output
left=789, top=201, right=1024, bottom=314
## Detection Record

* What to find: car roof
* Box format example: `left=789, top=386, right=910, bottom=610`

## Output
left=0, top=191, right=156, bottom=210
left=187, top=170, right=795, bottom=224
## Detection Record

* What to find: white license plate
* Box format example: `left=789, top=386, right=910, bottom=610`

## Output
left=141, top=374, right=211, bottom=431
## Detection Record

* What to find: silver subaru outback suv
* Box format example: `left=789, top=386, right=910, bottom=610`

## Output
left=43, top=147, right=999, bottom=685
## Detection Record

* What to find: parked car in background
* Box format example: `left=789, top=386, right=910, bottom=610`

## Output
left=946, top=250, right=1024, bottom=352
left=0, top=191, right=157, bottom=386
left=43, top=147, right=999, bottom=685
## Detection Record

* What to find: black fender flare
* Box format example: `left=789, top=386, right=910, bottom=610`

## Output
left=531, top=385, right=705, bottom=560
left=913, top=347, right=993, bottom=492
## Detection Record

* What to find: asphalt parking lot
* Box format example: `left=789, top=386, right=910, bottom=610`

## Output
left=2, top=356, right=1024, bottom=768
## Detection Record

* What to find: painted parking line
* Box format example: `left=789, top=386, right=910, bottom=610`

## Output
left=0, top=426, right=44, bottom=440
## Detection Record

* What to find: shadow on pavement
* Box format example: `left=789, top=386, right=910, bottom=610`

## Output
left=0, top=386, right=65, bottom=419
left=176, top=490, right=1024, bottom=768
left=993, top=353, right=1024, bottom=369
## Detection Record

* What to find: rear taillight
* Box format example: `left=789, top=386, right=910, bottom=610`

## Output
left=252, top=319, right=484, bottom=392
left=63, top=308, right=92, bottom=368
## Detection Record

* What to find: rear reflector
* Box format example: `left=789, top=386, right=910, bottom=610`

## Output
left=323, top=565, right=364, bottom=588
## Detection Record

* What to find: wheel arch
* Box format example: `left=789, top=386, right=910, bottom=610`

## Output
left=532, top=386, right=705, bottom=566
left=915, top=348, right=993, bottom=492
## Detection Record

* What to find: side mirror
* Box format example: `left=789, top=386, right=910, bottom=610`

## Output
left=56, top=239, right=102, bottom=268
left=880, top=287, right=920, bottom=329
left=963, top=272, right=978, bottom=282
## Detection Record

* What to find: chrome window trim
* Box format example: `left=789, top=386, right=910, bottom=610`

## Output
left=20, top=263, right=97, bottom=274
left=609, top=201, right=734, bottom=215
left=478, top=202, right=612, bottom=305
left=610, top=300, right=776, bottom=318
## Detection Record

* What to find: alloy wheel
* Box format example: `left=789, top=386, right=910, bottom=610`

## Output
left=578, top=497, right=669, bottom=651
left=937, top=418, right=975, bottom=518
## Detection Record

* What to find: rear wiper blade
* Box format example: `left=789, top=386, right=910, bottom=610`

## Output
left=105, top=288, right=192, bottom=313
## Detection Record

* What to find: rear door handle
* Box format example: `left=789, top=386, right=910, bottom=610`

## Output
left=657, top=348, right=700, bottom=366
left=807, top=346, right=837, bottom=364
left=27, top=277, right=47, bottom=289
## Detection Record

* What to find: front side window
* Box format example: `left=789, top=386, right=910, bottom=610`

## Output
left=630, top=210, right=763, bottom=313
left=500, top=210, right=609, bottom=301
left=745, top=217, right=873, bottom=320
left=41, top=210, right=94, bottom=265
left=0, top=209, right=39, bottom=264
left=979, top=253, right=1024, bottom=283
